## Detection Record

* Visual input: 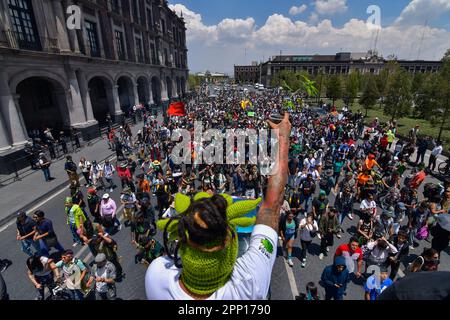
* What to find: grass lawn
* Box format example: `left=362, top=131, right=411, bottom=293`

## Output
left=313, top=98, right=450, bottom=151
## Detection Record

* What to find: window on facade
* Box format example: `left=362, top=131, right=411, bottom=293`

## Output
left=7, top=0, right=41, bottom=50
left=132, top=0, right=139, bottom=22
left=115, top=30, right=125, bottom=60
left=161, top=19, right=166, bottom=34
left=146, top=8, right=153, bottom=30
left=85, top=20, right=100, bottom=57
left=111, top=0, right=120, bottom=13
left=136, top=37, right=144, bottom=63
left=150, top=43, right=157, bottom=64
left=164, top=48, right=169, bottom=66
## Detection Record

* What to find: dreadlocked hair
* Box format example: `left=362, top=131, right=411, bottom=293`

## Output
left=162, top=194, right=232, bottom=268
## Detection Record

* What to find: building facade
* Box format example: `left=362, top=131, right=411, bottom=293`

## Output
left=196, top=70, right=229, bottom=83
left=234, top=64, right=260, bottom=84
left=260, top=52, right=442, bottom=87
left=0, top=0, right=189, bottom=155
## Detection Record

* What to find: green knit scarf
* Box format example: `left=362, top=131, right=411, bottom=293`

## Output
left=157, top=192, right=261, bottom=296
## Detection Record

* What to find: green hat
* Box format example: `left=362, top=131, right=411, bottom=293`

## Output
left=157, top=192, right=261, bottom=296
left=65, top=197, right=73, bottom=204
left=319, top=190, right=326, bottom=196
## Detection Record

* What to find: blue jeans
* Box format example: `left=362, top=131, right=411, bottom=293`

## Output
left=38, top=238, right=65, bottom=257
left=20, top=238, right=40, bottom=257
left=68, top=289, right=84, bottom=300
left=42, top=167, right=51, bottom=181
left=301, top=194, right=312, bottom=213
left=339, top=209, right=352, bottom=226
left=69, top=224, right=83, bottom=244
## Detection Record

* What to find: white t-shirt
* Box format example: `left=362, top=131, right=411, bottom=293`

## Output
left=431, top=146, right=443, bottom=157
left=145, top=225, right=278, bottom=300
left=360, top=200, right=378, bottom=217
left=299, top=218, right=319, bottom=242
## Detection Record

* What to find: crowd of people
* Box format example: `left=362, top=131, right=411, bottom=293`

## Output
left=3, top=83, right=450, bottom=300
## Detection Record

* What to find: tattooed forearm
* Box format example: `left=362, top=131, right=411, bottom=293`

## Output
left=257, top=136, right=289, bottom=231
left=256, top=207, right=280, bottom=230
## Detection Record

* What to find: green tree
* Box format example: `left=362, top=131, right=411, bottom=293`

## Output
left=343, top=72, right=360, bottom=106
left=413, top=73, right=438, bottom=120
left=359, top=75, right=379, bottom=117
left=270, top=70, right=300, bottom=91
left=326, top=75, right=343, bottom=106
left=188, top=74, right=201, bottom=89
left=376, top=61, right=399, bottom=110
left=433, top=50, right=450, bottom=141
left=383, top=68, right=413, bottom=121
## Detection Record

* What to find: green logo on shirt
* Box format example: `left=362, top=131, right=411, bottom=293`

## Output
left=261, top=239, right=273, bottom=254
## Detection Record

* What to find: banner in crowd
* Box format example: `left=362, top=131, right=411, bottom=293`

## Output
left=167, top=102, right=186, bottom=117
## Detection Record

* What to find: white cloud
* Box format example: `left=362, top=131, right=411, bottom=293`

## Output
left=395, top=0, right=450, bottom=26
left=314, top=0, right=348, bottom=15
left=309, top=12, right=320, bottom=24
left=289, top=4, right=308, bottom=16
left=169, top=3, right=450, bottom=73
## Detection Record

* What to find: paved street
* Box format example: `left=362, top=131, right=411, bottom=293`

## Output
left=0, top=98, right=449, bottom=300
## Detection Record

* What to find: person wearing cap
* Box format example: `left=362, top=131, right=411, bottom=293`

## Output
left=37, top=152, right=53, bottom=182
left=89, top=226, right=123, bottom=279
left=373, top=207, right=395, bottom=240
left=16, top=211, right=39, bottom=257
left=64, top=156, right=79, bottom=187
left=364, top=266, right=393, bottom=300
left=87, top=188, right=101, bottom=223
left=89, top=160, right=106, bottom=190
left=320, top=169, right=335, bottom=196
left=64, top=197, right=87, bottom=247
left=103, top=159, right=116, bottom=192
left=86, top=253, right=117, bottom=300
left=408, top=201, right=431, bottom=250
left=312, top=190, right=329, bottom=222
left=334, top=185, right=355, bottom=228
left=100, top=193, right=120, bottom=234
left=53, top=250, right=87, bottom=300
left=120, top=187, right=137, bottom=226
left=117, top=161, right=133, bottom=191
left=335, top=171, right=356, bottom=194
left=363, top=154, right=381, bottom=172
left=318, top=207, right=340, bottom=260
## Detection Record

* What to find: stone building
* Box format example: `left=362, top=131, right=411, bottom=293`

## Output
left=234, top=63, right=260, bottom=84
left=260, top=52, right=442, bottom=88
left=0, top=0, right=189, bottom=158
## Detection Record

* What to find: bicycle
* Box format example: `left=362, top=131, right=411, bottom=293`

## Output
left=438, top=159, right=449, bottom=175
left=47, top=280, right=72, bottom=300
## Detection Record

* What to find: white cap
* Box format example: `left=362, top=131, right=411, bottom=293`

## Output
left=102, top=193, right=110, bottom=199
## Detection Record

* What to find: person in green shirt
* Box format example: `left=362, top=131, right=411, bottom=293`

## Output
left=65, top=197, right=87, bottom=247
left=333, top=157, right=345, bottom=188
left=396, top=157, right=407, bottom=176
left=386, top=130, right=396, bottom=149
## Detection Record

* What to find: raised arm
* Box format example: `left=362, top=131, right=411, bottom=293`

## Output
left=256, top=113, right=291, bottom=231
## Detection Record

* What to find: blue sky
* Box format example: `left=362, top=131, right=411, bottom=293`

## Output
left=177, top=0, right=415, bottom=27
left=168, top=0, right=450, bottom=73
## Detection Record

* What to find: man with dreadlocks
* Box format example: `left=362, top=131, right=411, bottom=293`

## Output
left=145, top=113, right=291, bottom=300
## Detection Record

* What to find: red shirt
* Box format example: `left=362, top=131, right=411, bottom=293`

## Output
left=335, top=244, right=363, bottom=261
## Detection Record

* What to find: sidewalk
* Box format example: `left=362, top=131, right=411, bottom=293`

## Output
left=0, top=121, right=145, bottom=226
